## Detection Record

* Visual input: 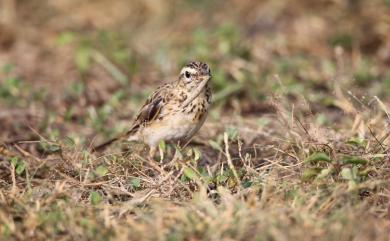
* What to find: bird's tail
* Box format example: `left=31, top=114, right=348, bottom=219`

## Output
left=91, top=127, right=138, bottom=153
left=91, top=136, right=120, bottom=152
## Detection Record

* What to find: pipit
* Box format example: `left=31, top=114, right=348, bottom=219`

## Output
left=93, top=61, right=212, bottom=158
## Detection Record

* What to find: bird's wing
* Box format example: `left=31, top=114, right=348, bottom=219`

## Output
left=92, top=83, right=174, bottom=152
left=126, top=84, right=172, bottom=135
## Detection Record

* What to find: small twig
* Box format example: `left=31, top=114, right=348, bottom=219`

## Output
left=10, top=161, right=17, bottom=195
left=133, top=153, right=167, bottom=176
left=262, top=158, right=302, bottom=171
left=237, top=139, right=246, bottom=167
left=374, top=96, right=390, bottom=121
left=295, top=117, right=311, bottom=139
left=26, top=126, right=44, bottom=139
left=367, top=126, right=385, bottom=152
left=82, top=181, right=111, bottom=187
left=347, top=91, right=369, bottom=110
left=270, top=146, right=300, bottom=162
left=54, top=170, right=112, bottom=187
left=127, top=189, right=156, bottom=206
left=13, top=144, right=42, bottom=163
left=92, top=50, right=129, bottom=85
left=102, top=184, right=134, bottom=197
left=224, top=133, right=240, bottom=186
left=166, top=167, right=185, bottom=195
left=0, top=189, right=6, bottom=203
left=379, top=130, right=390, bottom=144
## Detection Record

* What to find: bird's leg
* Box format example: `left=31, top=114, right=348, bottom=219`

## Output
left=171, top=141, right=183, bottom=163
left=144, top=145, right=167, bottom=175
left=148, top=146, right=157, bottom=161
left=177, top=140, right=182, bottom=150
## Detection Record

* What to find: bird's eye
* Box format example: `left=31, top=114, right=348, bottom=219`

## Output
left=185, top=71, right=191, bottom=78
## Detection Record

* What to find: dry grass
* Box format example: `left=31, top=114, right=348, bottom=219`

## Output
left=1, top=0, right=390, bottom=240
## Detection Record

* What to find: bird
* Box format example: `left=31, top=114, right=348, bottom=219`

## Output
left=92, top=61, right=212, bottom=158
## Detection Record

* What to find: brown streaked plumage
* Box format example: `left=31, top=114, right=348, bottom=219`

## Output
left=93, top=61, right=212, bottom=157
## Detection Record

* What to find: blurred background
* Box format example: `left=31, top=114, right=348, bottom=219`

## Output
left=0, top=0, right=389, bottom=144
left=2, top=2, right=390, bottom=239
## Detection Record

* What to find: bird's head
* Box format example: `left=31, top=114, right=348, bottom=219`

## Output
left=178, top=61, right=211, bottom=91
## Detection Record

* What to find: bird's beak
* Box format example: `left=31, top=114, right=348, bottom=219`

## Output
left=201, top=74, right=212, bottom=83
left=198, top=74, right=211, bottom=89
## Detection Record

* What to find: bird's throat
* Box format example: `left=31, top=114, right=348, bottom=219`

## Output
left=180, top=78, right=210, bottom=108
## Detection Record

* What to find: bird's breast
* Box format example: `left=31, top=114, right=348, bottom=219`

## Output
left=139, top=87, right=210, bottom=147
left=140, top=102, right=208, bottom=146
